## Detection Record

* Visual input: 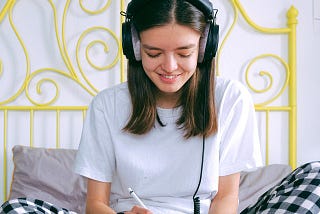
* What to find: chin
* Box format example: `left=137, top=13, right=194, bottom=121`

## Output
left=159, top=87, right=182, bottom=94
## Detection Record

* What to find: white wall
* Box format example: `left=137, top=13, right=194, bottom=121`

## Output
left=293, top=0, right=320, bottom=166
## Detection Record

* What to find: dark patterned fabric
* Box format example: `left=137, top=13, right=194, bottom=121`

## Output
left=0, top=198, right=77, bottom=214
left=241, top=161, right=320, bottom=214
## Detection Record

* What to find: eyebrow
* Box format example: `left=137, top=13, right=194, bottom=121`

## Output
left=142, top=44, right=197, bottom=51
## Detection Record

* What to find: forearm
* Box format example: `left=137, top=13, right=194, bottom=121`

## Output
left=86, top=199, right=116, bottom=214
left=208, top=195, right=238, bottom=214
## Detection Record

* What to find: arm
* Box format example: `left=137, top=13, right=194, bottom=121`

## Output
left=85, top=179, right=152, bottom=214
left=209, top=173, right=240, bottom=214
left=86, top=179, right=116, bottom=214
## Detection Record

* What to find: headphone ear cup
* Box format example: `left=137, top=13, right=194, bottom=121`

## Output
left=203, top=23, right=219, bottom=62
left=122, top=21, right=135, bottom=60
left=122, top=22, right=141, bottom=61
left=198, top=23, right=210, bottom=63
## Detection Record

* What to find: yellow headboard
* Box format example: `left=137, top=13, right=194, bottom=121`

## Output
left=0, top=0, right=298, bottom=203
left=218, top=0, right=298, bottom=168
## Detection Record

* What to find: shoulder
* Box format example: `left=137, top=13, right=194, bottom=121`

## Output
left=215, top=77, right=251, bottom=98
left=215, top=77, right=253, bottom=101
left=96, top=82, right=129, bottom=98
left=93, top=82, right=129, bottom=104
left=215, top=77, right=255, bottom=112
left=89, top=82, right=130, bottom=113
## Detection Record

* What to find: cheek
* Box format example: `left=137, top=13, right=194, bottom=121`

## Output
left=141, top=61, right=153, bottom=75
left=184, top=57, right=198, bottom=74
left=141, top=56, right=159, bottom=74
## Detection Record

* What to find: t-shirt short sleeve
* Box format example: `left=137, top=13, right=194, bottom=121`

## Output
left=217, top=80, right=263, bottom=176
left=74, top=90, right=116, bottom=182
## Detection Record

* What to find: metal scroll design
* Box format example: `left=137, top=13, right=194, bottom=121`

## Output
left=216, top=0, right=298, bottom=168
left=0, top=0, right=125, bottom=202
left=0, top=0, right=123, bottom=106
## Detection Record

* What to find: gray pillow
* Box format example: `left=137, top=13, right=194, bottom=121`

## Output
left=238, top=164, right=292, bottom=213
left=9, top=145, right=86, bottom=213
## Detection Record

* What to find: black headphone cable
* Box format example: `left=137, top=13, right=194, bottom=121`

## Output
left=193, top=135, right=205, bottom=214
left=193, top=59, right=211, bottom=214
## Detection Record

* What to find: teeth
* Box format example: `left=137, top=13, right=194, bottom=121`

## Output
left=163, top=75, right=176, bottom=79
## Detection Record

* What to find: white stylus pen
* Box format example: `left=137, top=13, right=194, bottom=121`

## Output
left=128, top=187, right=148, bottom=209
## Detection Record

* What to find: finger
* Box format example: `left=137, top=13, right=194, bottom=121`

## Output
left=131, top=205, right=153, bottom=214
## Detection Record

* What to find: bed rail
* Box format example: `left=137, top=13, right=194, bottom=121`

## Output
left=216, top=0, right=298, bottom=168
left=0, top=0, right=125, bottom=203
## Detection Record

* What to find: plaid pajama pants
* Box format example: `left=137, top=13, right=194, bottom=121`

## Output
left=0, top=198, right=77, bottom=214
left=241, top=161, right=320, bottom=214
left=1, top=162, right=319, bottom=214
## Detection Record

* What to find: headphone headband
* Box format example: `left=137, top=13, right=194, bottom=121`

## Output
left=126, top=0, right=214, bottom=21
left=122, top=0, right=219, bottom=63
left=185, top=0, right=214, bottom=20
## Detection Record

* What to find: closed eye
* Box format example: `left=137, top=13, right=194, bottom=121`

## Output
left=146, top=53, right=161, bottom=58
left=179, top=53, right=192, bottom=58
left=178, top=50, right=195, bottom=58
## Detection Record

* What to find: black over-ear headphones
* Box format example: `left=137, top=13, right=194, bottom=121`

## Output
left=121, top=0, right=219, bottom=63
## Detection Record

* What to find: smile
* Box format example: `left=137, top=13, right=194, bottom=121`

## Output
left=161, top=74, right=178, bottom=79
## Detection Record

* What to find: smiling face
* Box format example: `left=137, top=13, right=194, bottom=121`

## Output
left=140, top=23, right=201, bottom=107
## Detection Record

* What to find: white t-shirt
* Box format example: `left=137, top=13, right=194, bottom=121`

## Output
left=74, top=77, right=263, bottom=213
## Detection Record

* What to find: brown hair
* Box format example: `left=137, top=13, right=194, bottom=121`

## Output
left=123, top=0, right=218, bottom=138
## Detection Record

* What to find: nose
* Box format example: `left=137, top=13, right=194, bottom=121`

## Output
left=161, top=54, right=178, bottom=73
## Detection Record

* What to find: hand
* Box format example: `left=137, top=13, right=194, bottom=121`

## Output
left=124, top=205, right=153, bottom=214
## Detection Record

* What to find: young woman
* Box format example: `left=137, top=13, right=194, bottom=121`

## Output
left=74, top=0, right=262, bottom=213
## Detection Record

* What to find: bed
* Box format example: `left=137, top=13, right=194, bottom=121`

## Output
left=0, top=0, right=298, bottom=213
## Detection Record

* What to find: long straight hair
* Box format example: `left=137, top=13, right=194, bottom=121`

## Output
left=123, top=0, right=218, bottom=138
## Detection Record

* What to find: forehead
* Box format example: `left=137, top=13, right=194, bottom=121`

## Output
left=139, top=23, right=201, bottom=49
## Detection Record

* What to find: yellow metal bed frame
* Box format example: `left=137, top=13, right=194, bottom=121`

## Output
left=0, top=0, right=298, bottom=204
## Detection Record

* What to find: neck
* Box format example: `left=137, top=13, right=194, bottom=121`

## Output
left=156, top=91, right=181, bottom=109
